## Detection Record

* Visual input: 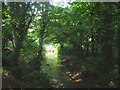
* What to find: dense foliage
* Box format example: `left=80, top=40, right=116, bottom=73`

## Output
left=2, top=2, right=119, bottom=88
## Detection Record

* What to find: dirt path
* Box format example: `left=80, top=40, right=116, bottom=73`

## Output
left=41, top=54, right=103, bottom=88
left=59, top=55, right=104, bottom=88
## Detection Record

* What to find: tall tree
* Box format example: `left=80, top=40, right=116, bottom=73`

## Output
left=38, top=2, right=50, bottom=60
left=2, top=2, right=36, bottom=66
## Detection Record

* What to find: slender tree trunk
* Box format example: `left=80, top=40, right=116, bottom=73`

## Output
left=38, top=2, right=49, bottom=60
left=38, top=28, right=44, bottom=60
left=60, top=43, right=64, bottom=51
left=91, top=29, right=95, bottom=56
left=86, top=42, right=89, bottom=56
left=11, top=30, right=22, bottom=65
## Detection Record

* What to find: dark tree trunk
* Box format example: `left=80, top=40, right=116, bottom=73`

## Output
left=86, top=42, right=89, bottom=56
left=38, top=28, right=44, bottom=60
left=10, top=30, right=22, bottom=65
left=91, top=29, right=95, bottom=56
left=38, top=2, right=49, bottom=60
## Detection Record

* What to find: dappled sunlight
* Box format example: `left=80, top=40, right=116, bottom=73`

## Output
left=41, top=44, right=64, bottom=81
left=66, top=72, right=71, bottom=74
left=69, top=73, right=72, bottom=76
left=2, top=1, right=118, bottom=88
left=41, top=44, right=84, bottom=88
left=44, top=44, right=59, bottom=56
left=50, top=0, right=70, bottom=8
left=67, top=78, right=72, bottom=81
left=65, top=71, right=82, bottom=83
left=73, top=72, right=81, bottom=78
left=74, top=79, right=82, bottom=83
left=51, top=78, right=58, bottom=83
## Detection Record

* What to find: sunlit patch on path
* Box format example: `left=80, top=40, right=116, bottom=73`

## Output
left=65, top=72, right=82, bottom=83
left=41, top=44, right=99, bottom=88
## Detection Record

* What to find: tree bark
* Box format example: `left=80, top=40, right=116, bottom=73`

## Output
left=38, top=2, right=49, bottom=60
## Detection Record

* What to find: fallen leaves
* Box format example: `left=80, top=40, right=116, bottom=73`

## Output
left=74, top=79, right=82, bottom=83
left=66, top=71, right=82, bottom=83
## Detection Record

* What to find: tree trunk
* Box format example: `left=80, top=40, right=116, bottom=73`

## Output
left=91, top=29, right=95, bottom=56
left=11, top=30, right=22, bottom=65
left=38, top=2, right=49, bottom=60
left=38, top=28, right=44, bottom=60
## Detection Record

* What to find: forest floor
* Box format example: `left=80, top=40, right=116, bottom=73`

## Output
left=40, top=53, right=108, bottom=88
left=58, top=55, right=106, bottom=88
left=2, top=54, right=116, bottom=88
